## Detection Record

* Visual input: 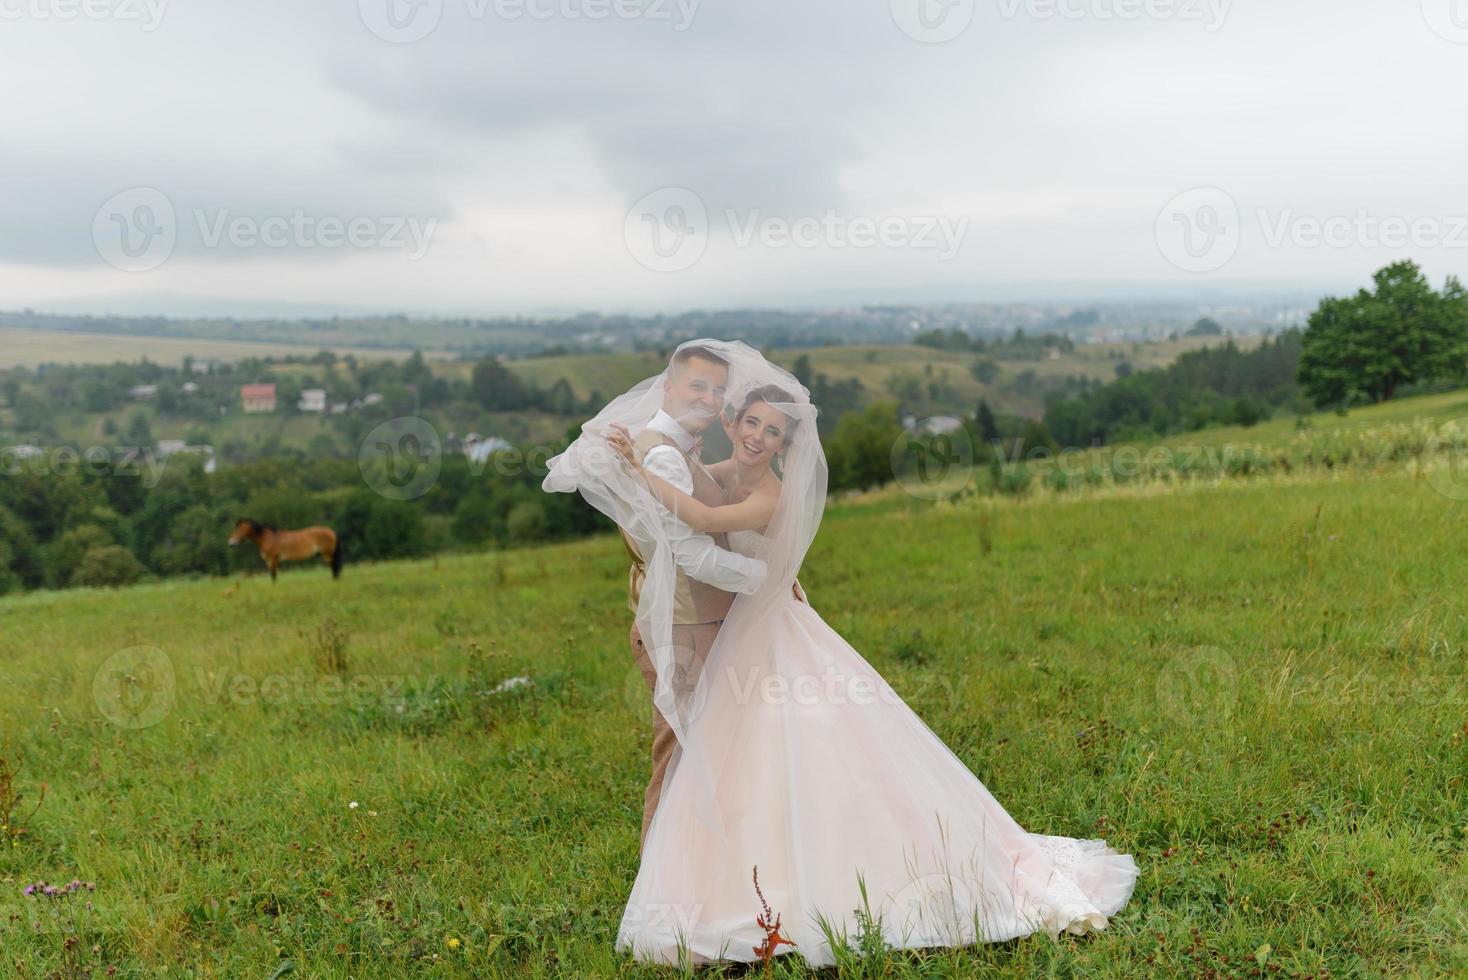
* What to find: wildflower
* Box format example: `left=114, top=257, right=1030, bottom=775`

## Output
left=446, top=936, right=462, bottom=950
left=349, top=801, right=359, bottom=810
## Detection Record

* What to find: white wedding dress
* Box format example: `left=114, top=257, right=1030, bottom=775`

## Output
left=616, top=529, right=1138, bottom=967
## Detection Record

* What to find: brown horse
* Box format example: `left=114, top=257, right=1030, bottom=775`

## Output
left=228, top=519, right=342, bottom=581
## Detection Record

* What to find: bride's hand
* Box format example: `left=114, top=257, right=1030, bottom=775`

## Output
left=604, top=422, right=636, bottom=467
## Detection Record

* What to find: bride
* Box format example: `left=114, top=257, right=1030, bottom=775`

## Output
left=549, top=340, right=1136, bottom=967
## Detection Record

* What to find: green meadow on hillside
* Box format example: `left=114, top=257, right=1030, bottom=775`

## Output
left=1147, top=388, right=1468, bottom=452
left=0, top=383, right=1465, bottom=974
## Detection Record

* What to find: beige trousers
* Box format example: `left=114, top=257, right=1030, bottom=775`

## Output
left=629, top=620, right=722, bottom=850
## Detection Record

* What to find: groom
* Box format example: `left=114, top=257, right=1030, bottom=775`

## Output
left=619, top=344, right=768, bottom=849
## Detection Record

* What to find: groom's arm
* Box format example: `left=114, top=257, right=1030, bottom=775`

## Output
left=642, top=445, right=766, bottom=594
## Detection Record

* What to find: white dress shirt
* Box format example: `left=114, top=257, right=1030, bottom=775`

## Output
left=641, top=409, right=766, bottom=594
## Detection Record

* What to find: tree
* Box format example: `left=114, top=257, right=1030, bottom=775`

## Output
left=790, top=354, right=813, bottom=389
left=1298, top=261, right=1468, bottom=406
left=974, top=399, right=1000, bottom=444
left=44, top=524, right=115, bottom=588
left=0, top=504, right=42, bottom=595
left=1186, top=317, right=1224, bottom=337
left=124, top=410, right=154, bottom=449
left=471, top=357, right=532, bottom=411
left=71, top=545, right=145, bottom=588
left=825, top=402, right=904, bottom=492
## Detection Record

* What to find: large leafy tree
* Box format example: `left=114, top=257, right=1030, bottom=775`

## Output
left=1297, top=261, right=1468, bottom=406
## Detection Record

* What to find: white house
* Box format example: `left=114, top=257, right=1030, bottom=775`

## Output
left=298, top=388, right=327, bottom=413
left=465, top=434, right=513, bottom=463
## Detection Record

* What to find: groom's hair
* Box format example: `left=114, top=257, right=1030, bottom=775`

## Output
left=670, top=344, right=729, bottom=376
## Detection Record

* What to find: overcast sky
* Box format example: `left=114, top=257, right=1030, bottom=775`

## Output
left=2, top=0, right=1466, bottom=317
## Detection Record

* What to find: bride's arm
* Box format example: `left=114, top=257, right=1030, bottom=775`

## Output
left=606, top=426, right=775, bottom=533
left=637, top=468, right=776, bottom=533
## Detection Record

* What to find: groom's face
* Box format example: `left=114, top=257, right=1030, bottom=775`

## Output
left=665, top=355, right=728, bottom=434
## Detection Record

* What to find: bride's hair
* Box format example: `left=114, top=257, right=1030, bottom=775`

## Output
left=734, top=384, right=800, bottom=447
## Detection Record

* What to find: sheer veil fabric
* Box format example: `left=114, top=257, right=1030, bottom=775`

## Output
left=543, top=340, right=1137, bottom=966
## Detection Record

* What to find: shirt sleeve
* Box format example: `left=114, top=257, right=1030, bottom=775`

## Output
left=640, top=445, right=767, bottom=594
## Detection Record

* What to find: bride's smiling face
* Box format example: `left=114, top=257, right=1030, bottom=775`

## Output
left=731, top=399, right=792, bottom=468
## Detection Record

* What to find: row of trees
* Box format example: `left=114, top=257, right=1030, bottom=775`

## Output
left=0, top=444, right=605, bottom=595
left=1041, top=332, right=1305, bottom=446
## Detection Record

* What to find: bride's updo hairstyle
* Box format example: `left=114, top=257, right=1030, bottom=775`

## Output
left=734, top=384, right=799, bottom=448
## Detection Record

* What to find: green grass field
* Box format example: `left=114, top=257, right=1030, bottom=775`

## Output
left=0, top=392, right=1465, bottom=976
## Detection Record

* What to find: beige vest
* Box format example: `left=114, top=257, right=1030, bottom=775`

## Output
left=619, top=429, right=737, bottom=625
